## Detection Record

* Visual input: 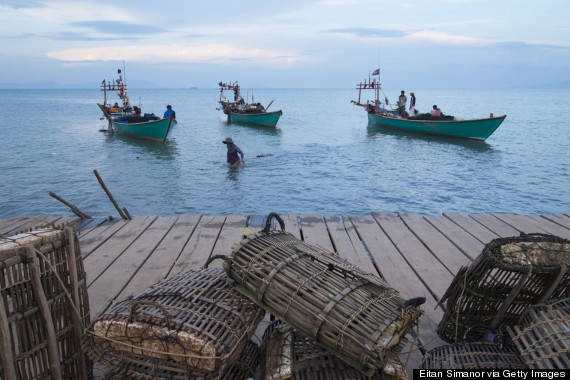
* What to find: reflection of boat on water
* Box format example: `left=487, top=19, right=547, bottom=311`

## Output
left=218, top=81, right=282, bottom=127
left=105, top=130, right=179, bottom=160
left=98, top=67, right=176, bottom=143
left=352, top=75, right=506, bottom=141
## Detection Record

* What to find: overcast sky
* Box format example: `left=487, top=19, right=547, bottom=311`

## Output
left=1, top=0, right=569, bottom=89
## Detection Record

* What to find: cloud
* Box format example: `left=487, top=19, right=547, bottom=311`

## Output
left=407, top=30, right=486, bottom=45
left=52, top=31, right=137, bottom=41
left=2, top=0, right=42, bottom=9
left=319, top=0, right=359, bottom=5
left=492, top=41, right=570, bottom=50
left=325, top=27, right=407, bottom=38
left=70, top=21, right=167, bottom=35
left=324, top=27, right=485, bottom=46
left=46, top=44, right=300, bottom=66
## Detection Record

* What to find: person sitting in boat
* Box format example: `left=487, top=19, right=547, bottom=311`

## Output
left=430, top=105, right=442, bottom=117
left=133, top=106, right=141, bottom=116
left=397, top=90, right=407, bottom=116
left=163, top=105, right=176, bottom=120
left=222, top=137, right=245, bottom=167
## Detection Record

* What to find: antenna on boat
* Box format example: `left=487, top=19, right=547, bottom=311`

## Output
left=122, top=60, right=126, bottom=84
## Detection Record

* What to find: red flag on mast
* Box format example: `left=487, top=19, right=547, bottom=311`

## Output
left=371, top=68, right=380, bottom=76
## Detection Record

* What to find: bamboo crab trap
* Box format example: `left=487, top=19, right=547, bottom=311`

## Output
left=86, top=339, right=261, bottom=379
left=0, top=227, right=90, bottom=380
left=437, top=233, right=569, bottom=343
left=82, top=267, right=264, bottom=378
left=218, top=213, right=424, bottom=376
left=506, top=299, right=570, bottom=369
left=420, top=342, right=527, bottom=369
left=260, top=319, right=408, bottom=380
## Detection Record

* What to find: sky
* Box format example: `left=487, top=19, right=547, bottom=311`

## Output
left=1, top=0, right=569, bottom=89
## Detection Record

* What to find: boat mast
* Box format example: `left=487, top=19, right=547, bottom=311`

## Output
left=101, top=79, right=108, bottom=107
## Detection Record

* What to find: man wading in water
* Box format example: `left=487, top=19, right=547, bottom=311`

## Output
left=222, top=137, right=245, bottom=167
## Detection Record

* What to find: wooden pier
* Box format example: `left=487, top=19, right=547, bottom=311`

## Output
left=2, top=212, right=569, bottom=374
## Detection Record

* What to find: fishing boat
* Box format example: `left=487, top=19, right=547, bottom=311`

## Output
left=98, top=68, right=176, bottom=143
left=352, top=76, right=506, bottom=141
left=218, top=81, right=282, bottom=127
left=110, top=115, right=175, bottom=143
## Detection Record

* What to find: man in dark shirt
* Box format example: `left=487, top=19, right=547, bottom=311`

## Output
left=222, top=137, right=245, bottom=166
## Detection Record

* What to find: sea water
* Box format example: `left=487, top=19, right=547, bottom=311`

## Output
left=0, top=87, right=568, bottom=218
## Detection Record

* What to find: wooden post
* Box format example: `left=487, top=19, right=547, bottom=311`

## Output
left=26, top=246, right=63, bottom=380
left=93, top=169, right=129, bottom=220
left=49, top=192, right=92, bottom=219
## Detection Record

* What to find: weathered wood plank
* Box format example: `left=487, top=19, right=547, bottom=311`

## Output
left=372, top=212, right=453, bottom=302
left=83, top=216, right=156, bottom=287
left=443, top=212, right=501, bottom=244
left=0, top=217, right=29, bottom=236
left=322, top=215, right=348, bottom=255
left=281, top=214, right=301, bottom=240
left=401, top=213, right=469, bottom=275
left=207, top=214, right=247, bottom=270
left=469, top=213, right=519, bottom=237
left=425, top=215, right=485, bottom=262
left=88, top=216, right=177, bottom=317
left=79, top=220, right=128, bottom=258
left=541, top=214, right=570, bottom=230
left=492, top=213, right=553, bottom=235
left=116, top=215, right=201, bottom=302
left=77, top=217, right=112, bottom=237
left=349, top=214, right=445, bottom=373
left=3, top=216, right=62, bottom=235
left=299, top=214, right=334, bottom=251
left=169, top=215, right=225, bottom=276
left=521, top=214, right=570, bottom=239
left=324, top=215, right=379, bottom=276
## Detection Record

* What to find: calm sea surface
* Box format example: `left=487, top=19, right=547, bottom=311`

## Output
left=1, top=87, right=568, bottom=219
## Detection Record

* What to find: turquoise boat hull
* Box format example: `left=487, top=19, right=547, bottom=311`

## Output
left=111, top=117, right=176, bottom=143
left=228, top=110, right=282, bottom=127
left=368, top=113, right=506, bottom=140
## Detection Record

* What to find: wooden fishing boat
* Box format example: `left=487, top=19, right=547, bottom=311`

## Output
left=98, top=67, right=176, bottom=143
left=352, top=76, right=506, bottom=141
left=218, top=81, right=282, bottom=127
left=110, top=115, right=176, bottom=143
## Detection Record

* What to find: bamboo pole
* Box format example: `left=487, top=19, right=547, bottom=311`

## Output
left=49, top=192, right=92, bottom=219
left=93, top=169, right=129, bottom=220
left=26, top=246, right=63, bottom=380
left=65, top=227, right=89, bottom=380
left=0, top=290, right=17, bottom=380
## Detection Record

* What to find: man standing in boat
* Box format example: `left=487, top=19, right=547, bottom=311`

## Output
left=223, top=137, right=245, bottom=167
left=409, top=92, right=417, bottom=115
left=397, top=90, right=407, bottom=116
left=163, top=105, right=176, bottom=120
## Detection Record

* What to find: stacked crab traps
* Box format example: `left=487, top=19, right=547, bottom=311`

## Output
left=82, top=267, right=264, bottom=379
left=219, top=213, right=424, bottom=377
left=437, top=233, right=569, bottom=343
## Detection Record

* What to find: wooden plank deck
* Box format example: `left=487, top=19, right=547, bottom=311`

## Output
left=1, top=212, right=569, bottom=374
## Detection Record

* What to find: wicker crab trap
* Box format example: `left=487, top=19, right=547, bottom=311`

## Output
left=437, top=233, right=569, bottom=343
left=82, top=267, right=264, bottom=378
left=0, top=227, right=90, bottom=380
left=506, top=299, right=570, bottom=369
left=420, top=342, right=527, bottom=369
left=217, top=213, right=424, bottom=376
left=260, top=319, right=408, bottom=380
